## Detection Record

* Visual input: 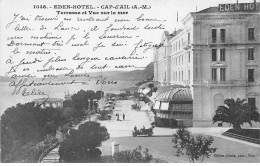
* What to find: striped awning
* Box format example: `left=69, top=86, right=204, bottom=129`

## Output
left=155, top=88, right=192, bottom=102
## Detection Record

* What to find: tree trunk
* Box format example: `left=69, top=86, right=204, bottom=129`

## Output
left=233, top=123, right=241, bottom=131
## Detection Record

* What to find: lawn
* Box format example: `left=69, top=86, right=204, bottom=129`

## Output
left=100, top=135, right=260, bottom=163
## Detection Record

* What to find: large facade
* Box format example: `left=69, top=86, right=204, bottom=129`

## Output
left=154, top=2, right=260, bottom=127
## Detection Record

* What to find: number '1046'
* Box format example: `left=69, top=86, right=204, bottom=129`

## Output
left=33, top=5, right=47, bottom=9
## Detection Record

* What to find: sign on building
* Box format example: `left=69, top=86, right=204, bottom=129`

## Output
left=218, top=3, right=256, bottom=12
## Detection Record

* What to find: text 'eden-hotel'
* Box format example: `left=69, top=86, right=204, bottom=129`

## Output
left=219, top=2, right=257, bottom=12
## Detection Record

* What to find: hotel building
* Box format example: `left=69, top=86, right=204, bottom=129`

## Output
left=153, top=2, right=260, bottom=127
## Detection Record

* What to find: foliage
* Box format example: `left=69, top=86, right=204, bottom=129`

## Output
left=105, top=93, right=117, bottom=100
left=1, top=139, right=50, bottom=163
left=213, top=98, right=260, bottom=130
left=118, top=93, right=128, bottom=99
left=112, top=146, right=153, bottom=163
left=1, top=102, right=66, bottom=161
left=70, top=90, right=104, bottom=116
left=96, top=90, right=105, bottom=100
left=58, top=121, right=110, bottom=162
left=43, top=134, right=58, bottom=146
left=172, top=127, right=217, bottom=163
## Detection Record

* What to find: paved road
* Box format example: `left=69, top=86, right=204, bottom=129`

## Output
left=98, top=100, right=154, bottom=137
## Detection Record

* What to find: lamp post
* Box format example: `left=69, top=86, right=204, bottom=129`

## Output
left=88, top=99, right=91, bottom=121
left=93, top=99, right=98, bottom=111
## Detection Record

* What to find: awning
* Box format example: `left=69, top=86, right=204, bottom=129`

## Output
left=155, top=88, right=192, bottom=102
left=154, top=101, right=160, bottom=109
left=148, top=92, right=159, bottom=103
left=142, top=87, right=151, bottom=94
left=160, top=102, right=169, bottom=110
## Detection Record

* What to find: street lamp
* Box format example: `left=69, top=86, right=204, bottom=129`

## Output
left=93, top=99, right=98, bottom=111
left=88, top=99, right=91, bottom=121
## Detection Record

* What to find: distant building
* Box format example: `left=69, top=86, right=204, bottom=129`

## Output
left=33, top=98, right=63, bottom=109
left=64, top=91, right=72, bottom=100
left=154, top=2, right=260, bottom=127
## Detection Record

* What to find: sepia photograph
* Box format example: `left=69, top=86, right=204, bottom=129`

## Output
left=0, top=0, right=259, bottom=163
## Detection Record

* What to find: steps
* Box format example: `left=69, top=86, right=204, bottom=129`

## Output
left=222, top=131, right=260, bottom=145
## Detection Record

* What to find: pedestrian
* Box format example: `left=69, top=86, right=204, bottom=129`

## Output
left=123, top=113, right=125, bottom=120
left=117, top=113, right=119, bottom=121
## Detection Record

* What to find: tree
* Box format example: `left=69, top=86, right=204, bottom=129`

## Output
left=172, top=127, right=216, bottom=163
left=58, top=121, right=110, bottom=162
left=71, top=90, right=99, bottom=116
left=213, top=98, right=260, bottom=131
left=95, top=90, right=105, bottom=100
left=1, top=102, right=64, bottom=161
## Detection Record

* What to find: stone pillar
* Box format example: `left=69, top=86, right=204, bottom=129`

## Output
left=111, top=142, right=120, bottom=156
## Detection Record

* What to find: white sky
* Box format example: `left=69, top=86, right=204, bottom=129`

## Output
left=0, top=0, right=256, bottom=77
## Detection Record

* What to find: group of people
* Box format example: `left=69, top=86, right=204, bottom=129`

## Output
left=115, top=113, right=125, bottom=121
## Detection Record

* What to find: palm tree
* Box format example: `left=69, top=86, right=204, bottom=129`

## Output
left=213, top=98, right=260, bottom=131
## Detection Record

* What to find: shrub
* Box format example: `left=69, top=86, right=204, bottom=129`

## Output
left=112, top=146, right=153, bottom=163
left=172, top=127, right=217, bottom=163
left=58, top=121, right=110, bottom=162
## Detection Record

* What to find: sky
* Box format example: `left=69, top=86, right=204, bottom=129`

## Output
left=0, top=0, right=257, bottom=77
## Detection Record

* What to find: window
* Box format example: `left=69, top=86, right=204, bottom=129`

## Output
left=182, top=70, right=183, bottom=81
left=212, top=68, right=217, bottom=82
left=188, top=52, right=190, bottom=63
left=220, top=49, right=225, bottom=61
left=220, top=29, right=225, bottom=43
left=248, top=48, right=254, bottom=60
left=212, top=29, right=217, bottom=43
left=188, top=33, right=190, bottom=45
left=248, top=28, right=254, bottom=40
left=248, top=98, right=256, bottom=108
left=188, top=69, right=190, bottom=82
left=220, top=68, right=226, bottom=81
left=248, top=69, right=254, bottom=82
left=212, top=49, right=217, bottom=61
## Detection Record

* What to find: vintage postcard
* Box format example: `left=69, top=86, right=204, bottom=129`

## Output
left=0, top=0, right=259, bottom=163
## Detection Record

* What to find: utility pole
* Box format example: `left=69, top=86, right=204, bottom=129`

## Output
left=101, top=68, right=103, bottom=100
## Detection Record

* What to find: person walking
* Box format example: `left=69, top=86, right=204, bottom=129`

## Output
left=117, top=113, right=119, bottom=121
left=123, top=113, right=125, bottom=121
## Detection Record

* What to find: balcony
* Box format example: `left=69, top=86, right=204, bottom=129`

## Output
left=204, top=79, right=253, bottom=88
